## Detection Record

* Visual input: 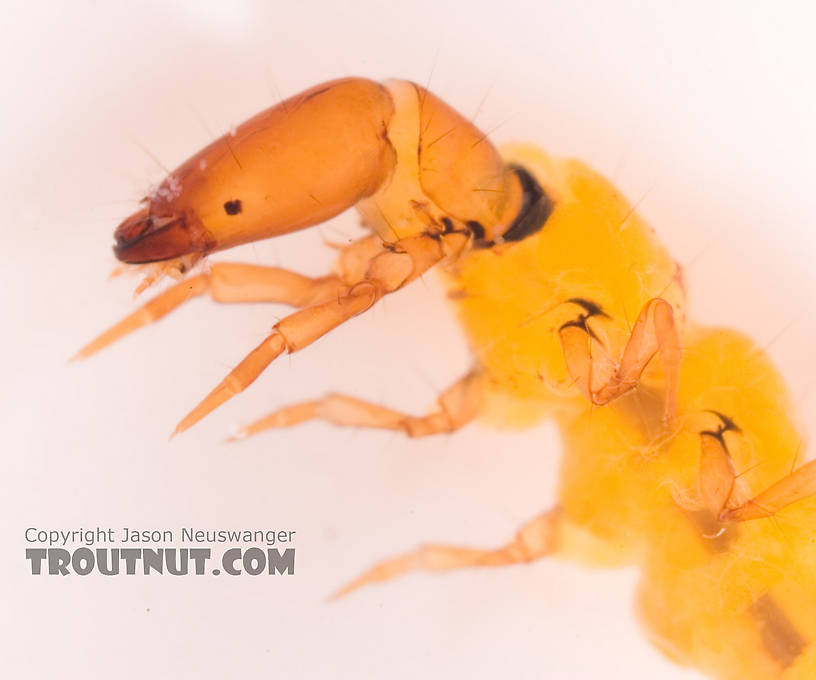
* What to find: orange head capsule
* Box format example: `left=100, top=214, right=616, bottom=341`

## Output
left=113, top=78, right=397, bottom=264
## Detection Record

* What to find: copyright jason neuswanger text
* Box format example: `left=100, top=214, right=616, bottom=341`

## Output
left=24, top=527, right=296, bottom=576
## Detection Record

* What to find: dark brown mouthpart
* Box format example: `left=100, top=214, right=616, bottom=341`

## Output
left=113, top=208, right=199, bottom=263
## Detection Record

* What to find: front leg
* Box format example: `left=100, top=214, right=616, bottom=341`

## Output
left=74, top=234, right=384, bottom=360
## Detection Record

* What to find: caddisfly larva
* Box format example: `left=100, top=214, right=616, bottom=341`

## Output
left=78, top=77, right=816, bottom=679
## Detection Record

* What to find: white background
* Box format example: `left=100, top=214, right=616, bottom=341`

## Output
left=2, top=2, right=815, bottom=678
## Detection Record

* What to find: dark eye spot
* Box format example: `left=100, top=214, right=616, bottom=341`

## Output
left=223, top=200, right=242, bottom=215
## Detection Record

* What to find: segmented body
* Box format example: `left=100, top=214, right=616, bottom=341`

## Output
left=451, top=145, right=815, bottom=678
left=81, top=77, right=815, bottom=679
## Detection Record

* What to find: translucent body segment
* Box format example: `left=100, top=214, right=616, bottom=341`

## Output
left=415, top=84, right=520, bottom=234
left=356, top=80, right=523, bottom=242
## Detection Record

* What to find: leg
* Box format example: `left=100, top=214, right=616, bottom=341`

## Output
left=331, top=509, right=560, bottom=599
left=698, top=431, right=739, bottom=517
left=75, top=235, right=384, bottom=360
left=721, top=460, right=816, bottom=522
left=559, top=297, right=681, bottom=423
left=694, top=412, right=816, bottom=523
left=171, top=230, right=469, bottom=436
left=226, top=370, right=483, bottom=441
left=694, top=411, right=749, bottom=517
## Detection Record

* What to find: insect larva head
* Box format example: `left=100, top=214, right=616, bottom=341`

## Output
left=111, top=79, right=401, bottom=262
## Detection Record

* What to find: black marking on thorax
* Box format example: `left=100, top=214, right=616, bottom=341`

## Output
left=558, top=298, right=610, bottom=344
left=700, top=410, right=742, bottom=446
left=466, top=220, right=486, bottom=240
left=565, top=298, right=609, bottom=319
left=473, top=164, right=553, bottom=248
